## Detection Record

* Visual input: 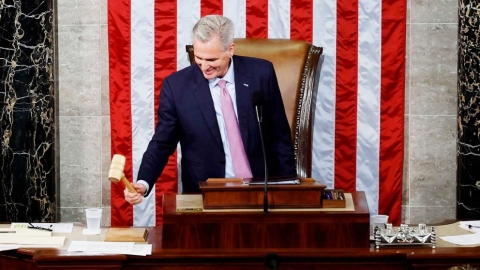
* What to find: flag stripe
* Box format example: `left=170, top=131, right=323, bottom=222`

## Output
left=131, top=0, right=156, bottom=227
left=290, top=0, right=312, bottom=42
left=246, top=0, right=268, bottom=38
left=379, top=0, right=406, bottom=225
left=356, top=0, right=382, bottom=215
left=224, top=0, right=246, bottom=38
left=335, top=0, right=359, bottom=192
left=268, top=0, right=290, bottom=38
left=312, top=0, right=337, bottom=190
left=153, top=1, right=179, bottom=226
left=202, top=0, right=222, bottom=17
left=177, top=0, right=200, bottom=71
left=108, top=0, right=134, bottom=227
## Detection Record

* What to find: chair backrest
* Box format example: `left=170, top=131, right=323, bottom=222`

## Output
left=186, top=38, right=323, bottom=178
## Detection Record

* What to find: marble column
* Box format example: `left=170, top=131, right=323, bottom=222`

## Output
left=457, top=0, right=480, bottom=219
left=0, top=1, right=56, bottom=222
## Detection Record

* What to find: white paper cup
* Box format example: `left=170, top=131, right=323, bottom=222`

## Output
left=371, top=214, right=389, bottom=236
left=85, top=208, right=102, bottom=232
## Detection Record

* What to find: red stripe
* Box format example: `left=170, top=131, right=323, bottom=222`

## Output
left=108, top=0, right=133, bottom=226
left=201, top=0, right=223, bottom=17
left=290, top=0, right=312, bottom=42
left=154, top=1, right=178, bottom=226
left=379, top=0, right=406, bottom=225
left=246, top=0, right=268, bottom=38
left=334, top=0, right=358, bottom=192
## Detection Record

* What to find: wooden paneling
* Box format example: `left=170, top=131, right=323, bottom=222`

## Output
left=162, top=192, right=370, bottom=249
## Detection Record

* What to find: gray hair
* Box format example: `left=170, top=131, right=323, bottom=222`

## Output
left=192, top=15, right=234, bottom=51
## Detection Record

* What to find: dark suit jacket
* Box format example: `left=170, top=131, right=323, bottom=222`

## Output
left=138, top=55, right=296, bottom=195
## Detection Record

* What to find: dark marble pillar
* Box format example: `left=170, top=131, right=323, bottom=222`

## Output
left=0, top=0, right=56, bottom=222
left=457, top=0, right=480, bottom=219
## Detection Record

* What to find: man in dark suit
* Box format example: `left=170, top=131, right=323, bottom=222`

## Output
left=125, top=15, right=295, bottom=204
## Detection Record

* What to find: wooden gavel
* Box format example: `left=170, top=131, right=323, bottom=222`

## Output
left=108, top=154, right=137, bottom=193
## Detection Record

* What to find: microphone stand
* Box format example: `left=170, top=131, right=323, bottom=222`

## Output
left=255, top=105, right=269, bottom=213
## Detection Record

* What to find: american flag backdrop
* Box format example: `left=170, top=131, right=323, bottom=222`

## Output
left=108, top=0, right=405, bottom=227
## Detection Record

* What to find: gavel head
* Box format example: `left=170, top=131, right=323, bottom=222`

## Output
left=108, top=154, right=126, bottom=183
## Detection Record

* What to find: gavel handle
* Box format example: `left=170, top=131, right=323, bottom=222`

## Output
left=121, top=174, right=138, bottom=193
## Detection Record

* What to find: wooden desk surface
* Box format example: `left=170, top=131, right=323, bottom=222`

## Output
left=2, top=230, right=480, bottom=270
left=2, top=199, right=480, bottom=269
left=5, top=234, right=480, bottom=270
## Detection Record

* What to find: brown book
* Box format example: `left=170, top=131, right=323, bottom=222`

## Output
left=104, top=228, right=149, bottom=242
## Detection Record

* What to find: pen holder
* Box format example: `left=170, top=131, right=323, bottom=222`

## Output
left=322, top=189, right=346, bottom=208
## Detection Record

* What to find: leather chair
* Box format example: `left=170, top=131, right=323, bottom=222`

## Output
left=186, top=38, right=323, bottom=178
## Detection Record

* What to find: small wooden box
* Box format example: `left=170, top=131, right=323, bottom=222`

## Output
left=105, top=228, right=149, bottom=242
left=322, top=189, right=346, bottom=208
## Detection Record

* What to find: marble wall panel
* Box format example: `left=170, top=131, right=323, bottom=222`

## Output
left=101, top=116, right=111, bottom=208
left=457, top=0, right=480, bottom=219
left=57, top=25, right=101, bottom=117
left=410, top=0, right=457, bottom=24
left=0, top=0, right=56, bottom=222
left=59, top=117, right=101, bottom=210
left=57, top=0, right=101, bottom=26
left=403, top=116, right=410, bottom=207
left=409, top=23, right=457, bottom=116
left=410, top=206, right=456, bottom=224
left=100, top=25, right=110, bottom=116
left=409, top=115, right=456, bottom=223
left=57, top=0, right=107, bottom=224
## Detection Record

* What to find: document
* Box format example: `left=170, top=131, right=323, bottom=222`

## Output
left=0, top=228, right=51, bottom=236
left=0, top=245, right=19, bottom=251
left=10, top=222, right=74, bottom=233
left=440, top=234, right=480, bottom=246
left=68, top=241, right=135, bottom=254
left=0, top=236, right=65, bottom=247
left=439, top=220, right=480, bottom=246
left=458, top=220, right=480, bottom=233
left=68, top=241, right=152, bottom=256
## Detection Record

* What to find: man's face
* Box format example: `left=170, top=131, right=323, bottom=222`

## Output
left=193, top=35, right=234, bottom=80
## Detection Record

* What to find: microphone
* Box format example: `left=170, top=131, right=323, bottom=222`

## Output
left=252, top=91, right=268, bottom=213
left=265, top=253, right=279, bottom=270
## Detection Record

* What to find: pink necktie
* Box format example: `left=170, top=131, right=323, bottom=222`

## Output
left=218, top=79, right=253, bottom=178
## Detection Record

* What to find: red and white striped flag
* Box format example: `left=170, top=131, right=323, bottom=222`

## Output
left=108, top=0, right=405, bottom=226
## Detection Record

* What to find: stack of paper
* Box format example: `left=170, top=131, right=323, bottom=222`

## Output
left=439, top=221, right=480, bottom=246
left=0, top=228, right=65, bottom=248
left=10, top=222, right=74, bottom=233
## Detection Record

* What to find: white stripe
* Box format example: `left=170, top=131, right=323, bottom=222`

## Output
left=224, top=0, right=246, bottom=38
left=131, top=0, right=155, bottom=227
left=312, top=0, right=337, bottom=189
left=268, top=0, right=290, bottom=38
left=356, top=0, right=381, bottom=215
left=177, top=0, right=201, bottom=71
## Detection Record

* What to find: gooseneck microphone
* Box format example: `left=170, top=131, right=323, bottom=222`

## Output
left=252, top=91, right=268, bottom=213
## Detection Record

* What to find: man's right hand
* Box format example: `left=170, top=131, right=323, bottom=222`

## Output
left=124, top=183, right=147, bottom=205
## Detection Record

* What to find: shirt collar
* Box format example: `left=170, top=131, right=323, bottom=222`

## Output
left=208, top=58, right=235, bottom=88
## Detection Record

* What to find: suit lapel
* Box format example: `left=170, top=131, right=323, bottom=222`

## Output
left=192, top=69, right=224, bottom=151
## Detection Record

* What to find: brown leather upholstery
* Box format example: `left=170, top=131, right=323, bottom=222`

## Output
left=186, top=38, right=323, bottom=178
